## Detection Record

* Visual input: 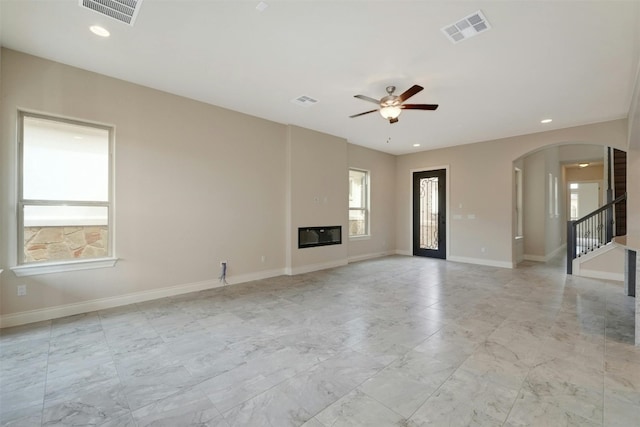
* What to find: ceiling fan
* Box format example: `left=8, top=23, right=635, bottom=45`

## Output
left=350, top=84, right=438, bottom=124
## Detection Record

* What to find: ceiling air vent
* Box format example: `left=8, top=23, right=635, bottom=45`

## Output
left=291, top=95, right=319, bottom=107
left=441, top=10, right=491, bottom=44
left=79, top=0, right=144, bottom=26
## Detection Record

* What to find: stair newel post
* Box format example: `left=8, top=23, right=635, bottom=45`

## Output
left=606, top=203, right=613, bottom=243
left=567, top=220, right=576, bottom=274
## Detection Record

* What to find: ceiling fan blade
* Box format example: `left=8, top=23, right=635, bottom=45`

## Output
left=349, top=109, right=379, bottom=118
left=401, top=104, right=439, bottom=111
left=398, top=85, right=424, bottom=103
left=354, top=94, right=381, bottom=104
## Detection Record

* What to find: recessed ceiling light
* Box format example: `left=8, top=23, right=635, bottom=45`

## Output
left=413, top=144, right=421, bottom=147
left=540, top=118, right=553, bottom=124
left=256, top=2, right=268, bottom=12
left=90, top=25, right=110, bottom=37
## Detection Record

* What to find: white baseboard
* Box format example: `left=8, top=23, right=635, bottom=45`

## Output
left=395, top=250, right=412, bottom=256
left=228, top=268, right=286, bottom=285
left=284, top=259, right=348, bottom=276
left=448, top=256, right=514, bottom=269
left=576, top=269, right=624, bottom=282
left=524, top=244, right=567, bottom=263
left=547, top=244, right=567, bottom=261
left=348, top=251, right=395, bottom=263
left=0, top=268, right=286, bottom=329
left=393, top=251, right=513, bottom=268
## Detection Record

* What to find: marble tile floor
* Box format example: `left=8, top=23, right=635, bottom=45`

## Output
left=1, top=255, right=638, bottom=426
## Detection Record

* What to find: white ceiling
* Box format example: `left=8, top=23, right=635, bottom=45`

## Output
left=1, top=1, right=639, bottom=155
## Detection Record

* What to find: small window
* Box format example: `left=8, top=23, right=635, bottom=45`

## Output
left=18, top=112, right=113, bottom=265
left=548, top=173, right=554, bottom=218
left=554, top=176, right=559, bottom=217
left=515, top=167, right=523, bottom=238
left=349, top=169, right=369, bottom=237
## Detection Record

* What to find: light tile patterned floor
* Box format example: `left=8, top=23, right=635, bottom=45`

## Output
left=1, top=255, right=638, bottom=426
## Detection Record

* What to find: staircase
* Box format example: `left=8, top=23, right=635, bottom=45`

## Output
left=567, top=148, right=628, bottom=280
left=567, top=193, right=627, bottom=277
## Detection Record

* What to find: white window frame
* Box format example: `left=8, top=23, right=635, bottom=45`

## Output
left=349, top=168, right=370, bottom=238
left=11, top=111, right=117, bottom=277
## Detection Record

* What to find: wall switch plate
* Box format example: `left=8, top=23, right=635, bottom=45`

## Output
left=17, top=284, right=27, bottom=296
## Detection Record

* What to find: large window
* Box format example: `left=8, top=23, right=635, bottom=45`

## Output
left=349, top=169, right=369, bottom=237
left=18, top=112, right=113, bottom=266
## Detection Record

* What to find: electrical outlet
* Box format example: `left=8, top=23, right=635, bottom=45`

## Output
left=261, top=255, right=266, bottom=263
left=17, top=284, right=27, bottom=296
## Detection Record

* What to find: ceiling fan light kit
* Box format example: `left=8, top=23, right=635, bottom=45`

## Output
left=350, top=84, right=438, bottom=124
left=380, top=106, right=401, bottom=120
left=348, top=10, right=489, bottom=128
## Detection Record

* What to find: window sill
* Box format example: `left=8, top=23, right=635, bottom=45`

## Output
left=349, top=235, right=371, bottom=241
left=11, top=258, right=118, bottom=277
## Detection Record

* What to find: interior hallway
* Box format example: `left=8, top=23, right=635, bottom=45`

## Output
left=1, top=254, right=638, bottom=426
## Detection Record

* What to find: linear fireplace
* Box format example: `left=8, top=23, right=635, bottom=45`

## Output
left=298, top=226, right=342, bottom=249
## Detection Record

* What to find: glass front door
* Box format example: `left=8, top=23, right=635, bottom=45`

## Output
left=413, top=169, right=446, bottom=259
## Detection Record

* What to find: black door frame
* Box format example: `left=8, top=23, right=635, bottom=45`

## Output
left=412, top=168, right=447, bottom=259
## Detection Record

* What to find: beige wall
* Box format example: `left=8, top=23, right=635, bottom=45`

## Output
left=0, top=48, right=288, bottom=316
left=1, top=49, right=371, bottom=324
left=544, top=147, right=564, bottom=257
left=512, top=158, right=524, bottom=264
left=626, top=48, right=640, bottom=345
left=284, top=131, right=397, bottom=271
left=565, top=164, right=605, bottom=183
left=0, top=47, right=636, bottom=326
left=523, top=150, right=546, bottom=258
left=565, top=164, right=605, bottom=221
left=286, top=126, right=348, bottom=273
left=395, top=120, right=628, bottom=268
left=558, top=144, right=605, bottom=163
left=574, top=245, right=625, bottom=281
left=523, top=144, right=605, bottom=257
left=347, top=144, right=396, bottom=262
left=521, top=146, right=564, bottom=261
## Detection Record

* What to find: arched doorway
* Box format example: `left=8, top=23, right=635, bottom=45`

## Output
left=512, top=143, right=626, bottom=272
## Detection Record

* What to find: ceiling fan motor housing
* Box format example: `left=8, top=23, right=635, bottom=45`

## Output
left=382, top=86, right=399, bottom=106
left=350, top=84, right=437, bottom=125
left=381, top=95, right=400, bottom=107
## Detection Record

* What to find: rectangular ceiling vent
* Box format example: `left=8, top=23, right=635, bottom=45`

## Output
left=79, top=0, right=144, bottom=26
left=291, top=95, right=319, bottom=107
left=441, top=10, right=491, bottom=44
